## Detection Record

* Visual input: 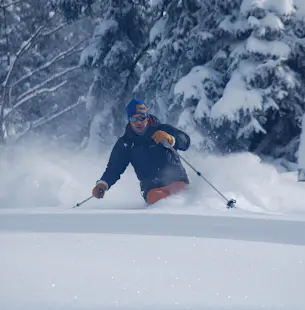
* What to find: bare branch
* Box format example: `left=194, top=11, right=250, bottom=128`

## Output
left=41, top=21, right=70, bottom=37
left=40, top=15, right=89, bottom=37
left=2, top=25, right=46, bottom=88
left=2, top=0, right=10, bottom=67
left=7, top=21, right=21, bottom=36
left=12, top=37, right=88, bottom=87
left=4, top=80, right=67, bottom=120
left=2, top=12, right=58, bottom=88
left=0, top=10, right=58, bottom=141
left=8, top=86, right=12, bottom=107
left=14, top=96, right=87, bottom=141
left=0, top=0, right=23, bottom=9
left=16, top=65, right=80, bottom=101
left=34, top=97, right=85, bottom=128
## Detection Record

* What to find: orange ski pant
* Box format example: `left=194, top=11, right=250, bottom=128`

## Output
left=146, top=181, right=186, bottom=205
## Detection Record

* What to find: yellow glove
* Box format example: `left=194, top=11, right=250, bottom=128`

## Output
left=92, top=181, right=108, bottom=199
left=152, top=130, right=175, bottom=147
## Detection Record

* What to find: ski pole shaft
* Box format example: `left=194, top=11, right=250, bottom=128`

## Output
left=73, top=196, right=94, bottom=208
left=169, top=146, right=236, bottom=208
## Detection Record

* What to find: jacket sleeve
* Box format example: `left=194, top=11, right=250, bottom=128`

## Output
left=161, top=124, right=191, bottom=151
left=99, top=138, right=130, bottom=189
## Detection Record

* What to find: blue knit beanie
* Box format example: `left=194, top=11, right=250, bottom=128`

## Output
left=126, top=99, right=149, bottom=119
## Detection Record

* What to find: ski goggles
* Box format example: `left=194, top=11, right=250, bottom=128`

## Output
left=129, top=114, right=148, bottom=123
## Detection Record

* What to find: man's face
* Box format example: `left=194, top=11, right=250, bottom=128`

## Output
left=129, top=113, right=149, bottom=133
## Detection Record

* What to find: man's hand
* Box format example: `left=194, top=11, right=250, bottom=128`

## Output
left=152, top=130, right=175, bottom=147
left=92, top=181, right=108, bottom=199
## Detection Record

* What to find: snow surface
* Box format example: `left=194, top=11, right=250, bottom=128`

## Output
left=1, top=144, right=305, bottom=309
left=1, top=226, right=305, bottom=310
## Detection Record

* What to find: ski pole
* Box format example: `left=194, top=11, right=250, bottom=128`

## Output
left=166, top=144, right=236, bottom=208
left=73, top=196, right=94, bottom=208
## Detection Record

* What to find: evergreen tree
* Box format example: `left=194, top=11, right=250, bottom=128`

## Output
left=76, top=0, right=150, bottom=148
left=135, top=0, right=305, bottom=159
left=209, top=0, right=305, bottom=159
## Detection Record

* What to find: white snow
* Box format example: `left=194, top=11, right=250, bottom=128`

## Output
left=1, top=142, right=305, bottom=214
left=79, top=43, right=98, bottom=66
left=176, top=108, right=213, bottom=150
left=80, top=19, right=119, bottom=66
left=260, top=12, right=285, bottom=29
left=295, top=0, right=305, bottom=17
left=133, top=67, right=153, bottom=93
left=248, top=12, right=284, bottom=30
left=1, top=143, right=305, bottom=310
left=1, top=229, right=305, bottom=310
left=241, top=0, right=295, bottom=16
left=246, top=36, right=291, bottom=58
left=197, top=31, right=213, bottom=40
left=237, top=117, right=267, bottom=138
left=174, top=66, right=223, bottom=148
left=247, top=16, right=261, bottom=27
left=150, top=0, right=164, bottom=7
left=211, top=62, right=263, bottom=123
left=149, top=15, right=168, bottom=43
left=103, top=40, right=129, bottom=67
left=174, top=65, right=219, bottom=115
left=94, top=19, right=118, bottom=38
left=219, top=16, right=250, bottom=34
left=48, top=11, right=55, bottom=18
left=240, top=0, right=305, bottom=20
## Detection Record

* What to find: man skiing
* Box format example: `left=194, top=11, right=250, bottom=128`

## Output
left=92, top=99, right=191, bottom=204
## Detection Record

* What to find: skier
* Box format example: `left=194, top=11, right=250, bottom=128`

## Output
left=92, top=99, right=191, bottom=204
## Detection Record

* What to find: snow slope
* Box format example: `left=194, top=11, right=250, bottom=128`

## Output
left=1, top=230, right=305, bottom=310
left=1, top=145, right=305, bottom=309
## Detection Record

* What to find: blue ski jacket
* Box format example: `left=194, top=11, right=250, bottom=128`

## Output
left=99, top=115, right=190, bottom=200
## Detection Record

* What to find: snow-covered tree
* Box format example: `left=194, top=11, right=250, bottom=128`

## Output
left=209, top=0, right=305, bottom=159
left=73, top=0, right=151, bottom=149
left=135, top=0, right=305, bottom=159
left=134, top=0, right=238, bottom=150
left=9, top=0, right=304, bottom=161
